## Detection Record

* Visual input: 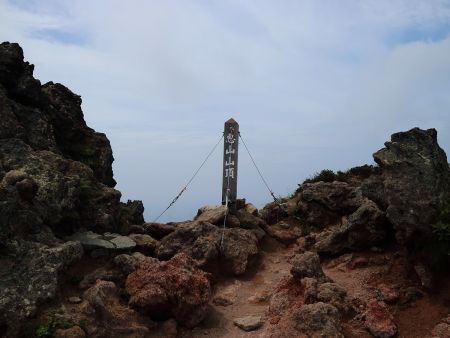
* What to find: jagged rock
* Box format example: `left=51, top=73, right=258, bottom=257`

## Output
left=244, top=203, right=259, bottom=216
left=128, top=234, right=158, bottom=255
left=0, top=42, right=144, bottom=239
left=314, top=200, right=387, bottom=255
left=364, top=299, right=397, bottom=338
left=125, top=253, right=211, bottom=328
left=122, top=200, right=145, bottom=225
left=235, top=209, right=265, bottom=229
left=301, top=277, right=319, bottom=304
left=195, top=205, right=227, bottom=224
left=296, top=181, right=364, bottom=228
left=316, top=283, right=349, bottom=312
left=373, top=128, right=450, bottom=244
left=265, top=221, right=302, bottom=244
left=67, top=231, right=136, bottom=251
left=75, top=280, right=153, bottom=337
left=0, top=240, right=83, bottom=337
left=290, top=251, right=328, bottom=282
left=260, top=202, right=288, bottom=225
left=233, top=315, right=263, bottom=331
left=143, top=222, right=176, bottom=239
left=294, top=302, right=343, bottom=338
left=156, top=221, right=259, bottom=275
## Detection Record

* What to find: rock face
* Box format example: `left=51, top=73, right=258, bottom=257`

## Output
left=0, top=240, right=83, bottom=337
left=289, top=127, right=450, bottom=257
left=156, top=221, right=259, bottom=275
left=0, top=42, right=145, bottom=336
left=0, top=42, right=144, bottom=241
left=372, top=128, right=450, bottom=244
left=125, top=253, right=211, bottom=328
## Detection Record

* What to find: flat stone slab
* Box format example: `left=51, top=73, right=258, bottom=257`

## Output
left=67, top=231, right=136, bottom=251
left=233, top=315, right=263, bottom=331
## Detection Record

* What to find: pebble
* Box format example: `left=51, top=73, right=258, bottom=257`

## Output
left=234, top=315, right=264, bottom=331
left=68, top=296, right=82, bottom=304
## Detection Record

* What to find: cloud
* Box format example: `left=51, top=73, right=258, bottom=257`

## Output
left=1, top=0, right=449, bottom=221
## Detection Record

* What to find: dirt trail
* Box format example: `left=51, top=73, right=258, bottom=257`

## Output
left=184, top=237, right=295, bottom=337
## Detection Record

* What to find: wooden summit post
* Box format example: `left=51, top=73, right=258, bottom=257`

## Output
left=222, top=118, right=239, bottom=211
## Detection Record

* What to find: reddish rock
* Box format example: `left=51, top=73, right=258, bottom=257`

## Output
left=125, top=253, right=211, bottom=328
left=364, top=299, right=397, bottom=338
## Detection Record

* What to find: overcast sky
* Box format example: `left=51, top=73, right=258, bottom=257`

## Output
left=1, top=0, right=450, bottom=222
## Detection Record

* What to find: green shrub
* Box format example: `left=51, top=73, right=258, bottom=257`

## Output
left=302, top=169, right=337, bottom=185
left=35, top=314, right=74, bottom=337
left=35, top=325, right=50, bottom=338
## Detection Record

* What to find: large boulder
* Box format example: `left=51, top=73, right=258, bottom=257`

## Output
left=0, top=42, right=144, bottom=238
left=372, top=128, right=450, bottom=245
left=296, top=182, right=364, bottom=228
left=290, top=251, right=328, bottom=283
left=0, top=240, right=83, bottom=337
left=156, top=221, right=259, bottom=275
left=125, top=253, right=211, bottom=328
left=314, top=199, right=387, bottom=255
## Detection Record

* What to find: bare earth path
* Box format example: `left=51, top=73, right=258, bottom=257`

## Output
left=183, top=237, right=295, bottom=338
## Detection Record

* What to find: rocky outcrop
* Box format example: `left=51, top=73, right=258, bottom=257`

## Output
left=288, top=127, right=450, bottom=257
left=125, top=253, right=211, bottom=328
left=372, top=128, right=450, bottom=244
left=0, top=42, right=144, bottom=240
left=156, top=221, right=259, bottom=275
left=74, top=280, right=153, bottom=338
left=0, top=42, right=145, bottom=337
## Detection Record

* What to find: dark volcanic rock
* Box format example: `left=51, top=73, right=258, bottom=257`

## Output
left=314, top=199, right=387, bottom=254
left=0, top=42, right=145, bottom=337
left=294, top=302, right=343, bottom=338
left=156, top=221, right=259, bottom=275
left=290, top=251, right=328, bottom=282
left=125, top=253, right=211, bottom=328
left=372, top=128, right=450, bottom=244
left=0, top=42, right=144, bottom=238
left=0, top=240, right=83, bottom=337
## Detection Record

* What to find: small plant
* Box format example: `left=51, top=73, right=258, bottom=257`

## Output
left=35, top=325, right=50, bottom=338
left=303, top=169, right=337, bottom=184
left=35, top=313, right=74, bottom=337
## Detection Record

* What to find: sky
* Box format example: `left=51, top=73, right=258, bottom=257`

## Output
left=1, top=0, right=450, bottom=222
